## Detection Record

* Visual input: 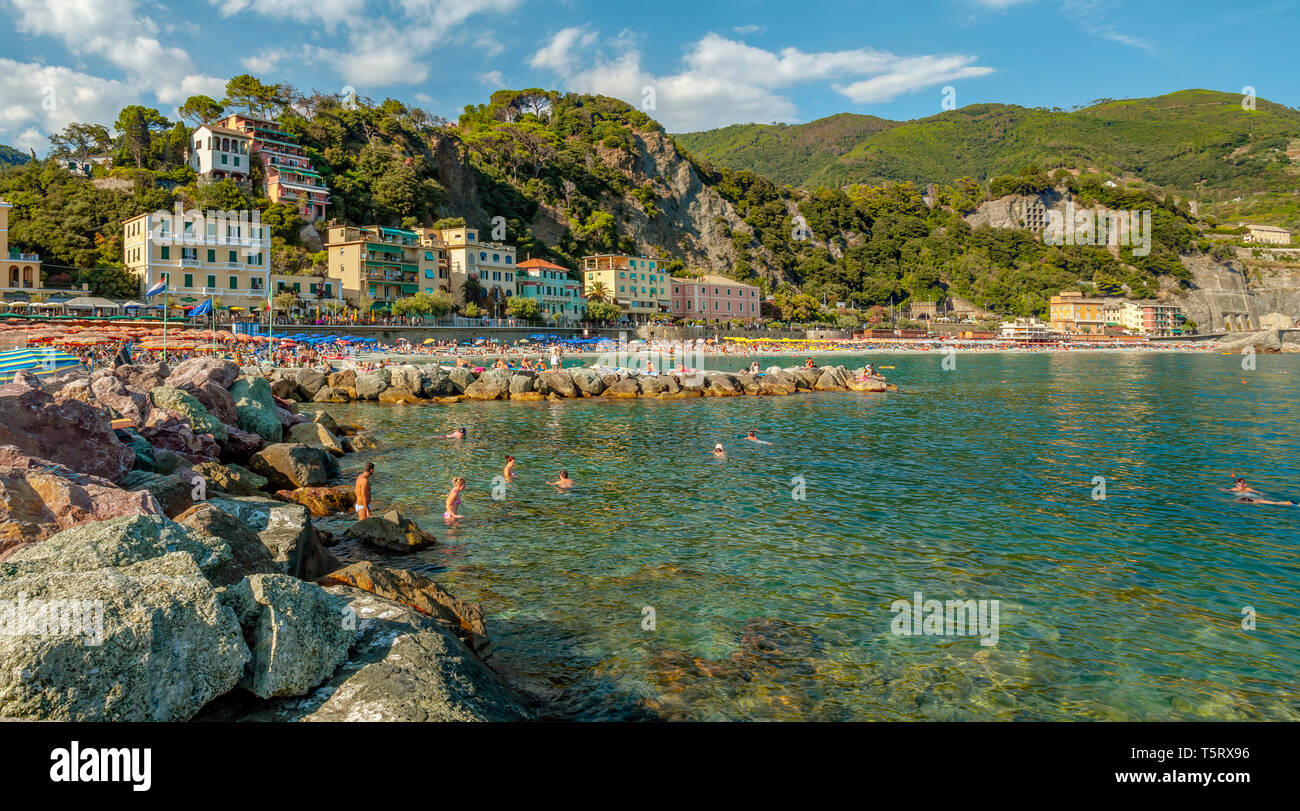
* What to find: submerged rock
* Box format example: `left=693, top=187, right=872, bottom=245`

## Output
left=344, top=510, right=436, bottom=554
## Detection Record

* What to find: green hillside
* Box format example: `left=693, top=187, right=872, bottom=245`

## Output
left=0, top=144, right=31, bottom=168
left=675, top=90, right=1300, bottom=200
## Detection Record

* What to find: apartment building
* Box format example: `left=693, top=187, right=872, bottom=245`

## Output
left=421, top=226, right=517, bottom=312
left=215, top=114, right=331, bottom=221
left=324, top=224, right=440, bottom=311
left=1048, top=291, right=1106, bottom=334
left=516, top=258, right=584, bottom=322
left=188, top=124, right=252, bottom=181
left=1, top=198, right=42, bottom=300
left=1141, top=302, right=1184, bottom=337
left=123, top=209, right=270, bottom=306
left=582, top=254, right=670, bottom=322
left=669, top=274, right=761, bottom=323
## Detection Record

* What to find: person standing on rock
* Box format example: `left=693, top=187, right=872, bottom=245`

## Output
left=355, top=462, right=374, bottom=520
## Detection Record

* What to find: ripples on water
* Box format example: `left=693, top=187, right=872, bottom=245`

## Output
left=318, top=353, right=1300, bottom=721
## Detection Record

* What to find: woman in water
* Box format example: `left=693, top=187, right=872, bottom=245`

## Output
left=444, top=477, right=466, bottom=522
left=442, top=426, right=467, bottom=439
left=504, top=455, right=516, bottom=479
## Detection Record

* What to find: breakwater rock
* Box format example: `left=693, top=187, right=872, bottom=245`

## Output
left=262, top=363, right=896, bottom=406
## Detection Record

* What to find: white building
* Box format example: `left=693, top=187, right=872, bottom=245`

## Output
left=999, top=318, right=1055, bottom=340
left=1242, top=224, right=1292, bottom=245
left=189, top=124, right=252, bottom=182
left=123, top=209, right=271, bottom=307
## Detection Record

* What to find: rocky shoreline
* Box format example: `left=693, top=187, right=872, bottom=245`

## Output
left=267, top=362, right=897, bottom=405
left=0, top=357, right=526, bottom=721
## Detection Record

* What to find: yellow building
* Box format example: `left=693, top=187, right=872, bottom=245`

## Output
left=1049, top=291, right=1106, bottom=334
left=417, top=226, right=517, bottom=314
left=324, top=224, right=443, bottom=312
left=582, top=254, right=671, bottom=322
left=123, top=209, right=270, bottom=308
left=1242, top=224, right=1292, bottom=245
left=1, top=198, right=42, bottom=301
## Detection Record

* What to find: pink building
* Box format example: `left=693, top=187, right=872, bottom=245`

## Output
left=669, top=275, right=761, bottom=323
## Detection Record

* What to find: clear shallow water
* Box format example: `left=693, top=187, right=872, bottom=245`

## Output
left=318, top=353, right=1300, bottom=721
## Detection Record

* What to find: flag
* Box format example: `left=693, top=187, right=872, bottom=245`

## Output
left=145, top=278, right=166, bottom=297
left=266, top=286, right=273, bottom=312
left=191, top=298, right=213, bottom=317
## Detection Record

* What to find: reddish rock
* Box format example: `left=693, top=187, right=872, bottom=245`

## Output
left=88, top=375, right=150, bottom=423
left=140, top=407, right=220, bottom=464
left=178, top=380, right=238, bottom=427
left=166, top=357, right=240, bottom=390
left=112, top=363, right=170, bottom=394
left=219, top=425, right=265, bottom=465
left=0, top=381, right=134, bottom=481
left=0, top=447, right=162, bottom=559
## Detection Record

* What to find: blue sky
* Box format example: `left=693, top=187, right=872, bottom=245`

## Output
left=2, top=0, right=1297, bottom=153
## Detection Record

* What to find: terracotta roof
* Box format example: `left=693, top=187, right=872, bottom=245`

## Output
left=516, top=258, right=569, bottom=271
left=197, top=124, right=251, bottom=138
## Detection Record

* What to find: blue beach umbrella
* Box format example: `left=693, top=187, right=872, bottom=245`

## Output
left=0, top=347, right=83, bottom=383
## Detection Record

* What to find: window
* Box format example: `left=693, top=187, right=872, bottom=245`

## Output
left=505, top=256, right=512, bottom=264
left=229, top=251, right=238, bottom=263
left=229, top=276, right=238, bottom=289
left=492, top=254, right=499, bottom=262
left=207, top=274, right=216, bottom=287
left=182, top=248, right=197, bottom=261
left=234, top=157, right=240, bottom=167
left=160, top=246, right=170, bottom=260
left=207, top=249, right=215, bottom=262
left=221, top=154, right=228, bottom=165
left=184, top=273, right=193, bottom=287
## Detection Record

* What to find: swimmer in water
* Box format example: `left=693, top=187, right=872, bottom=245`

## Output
left=548, top=470, right=575, bottom=489
left=444, top=477, right=466, bottom=522
left=743, top=431, right=770, bottom=444
left=442, top=426, right=467, bottom=439
left=713, top=442, right=726, bottom=457
left=1237, top=496, right=1297, bottom=506
left=1228, top=476, right=1261, bottom=496
left=504, top=455, right=516, bottom=479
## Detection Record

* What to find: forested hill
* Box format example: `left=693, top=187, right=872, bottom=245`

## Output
left=675, top=90, right=1300, bottom=199
left=0, top=145, right=30, bottom=167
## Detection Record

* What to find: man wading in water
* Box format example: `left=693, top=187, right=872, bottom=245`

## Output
left=355, top=462, right=374, bottom=519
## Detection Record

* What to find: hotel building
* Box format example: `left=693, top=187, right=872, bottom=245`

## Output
left=324, top=225, right=442, bottom=311
left=581, top=254, right=670, bottom=322
left=669, top=274, right=761, bottom=323
left=1048, top=291, right=1106, bottom=334
left=123, top=210, right=270, bottom=307
left=1140, top=302, right=1184, bottom=337
left=516, top=258, right=585, bottom=322
left=188, top=124, right=251, bottom=182
left=1, top=198, right=42, bottom=301
left=214, top=114, right=331, bottom=222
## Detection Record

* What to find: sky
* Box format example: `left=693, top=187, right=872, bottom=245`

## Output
left=1, top=0, right=1298, bottom=154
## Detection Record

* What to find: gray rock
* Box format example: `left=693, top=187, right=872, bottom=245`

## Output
left=3, top=514, right=230, bottom=582
left=247, top=443, right=337, bottom=491
left=508, top=373, right=535, bottom=394
left=221, top=574, right=352, bottom=699
left=570, top=368, right=606, bottom=396
left=354, top=373, right=388, bottom=400
left=174, top=502, right=280, bottom=585
left=446, top=367, right=474, bottom=392
left=311, top=410, right=339, bottom=434
left=538, top=370, right=579, bottom=398
left=291, top=368, right=327, bottom=399
left=388, top=365, right=425, bottom=394
left=287, top=421, right=344, bottom=457
left=229, top=375, right=283, bottom=443
left=344, top=510, right=436, bottom=554
left=150, top=386, right=228, bottom=443
left=203, top=496, right=338, bottom=580
left=117, top=470, right=193, bottom=517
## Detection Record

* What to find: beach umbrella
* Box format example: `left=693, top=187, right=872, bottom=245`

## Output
left=0, top=347, right=82, bottom=383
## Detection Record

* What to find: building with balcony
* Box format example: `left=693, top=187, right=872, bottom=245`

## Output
left=582, top=254, right=670, bottom=322
left=516, top=258, right=584, bottom=322
left=324, top=225, right=440, bottom=311
left=1, top=198, right=42, bottom=301
left=270, top=273, right=342, bottom=308
left=1048, top=291, right=1106, bottom=334
left=216, top=114, right=331, bottom=222
left=1140, top=302, right=1184, bottom=337
left=189, top=124, right=251, bottom=182
left=419, top=226, right=517, bottom=313
left=668, top=274, right=761, bottom=323
left=123, top=210, right=271, bottom=307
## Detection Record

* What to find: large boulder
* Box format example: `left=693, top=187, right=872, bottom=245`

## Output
left=181, top=380, right=238, bottom=427
left=287, top=421, right=345, bottom=456
left=141, top=407, right=220, bottom=464
left=173, top=502, right=280, bottom=585
left=847, top=374, right=889, bottom=392
left=422, top=371, right=458, bottom=397
left=344, top=510, right=435, bottom=554
left=117, top=470, right=194, bottom=518
left=291, top=367, right=327, bottom=400
left=229, top=375, right=283, bottom=443
left=378, top=387, right=422, bottom=404
left=342, top=432, right=380, bottom=452
left=733, top=373, right=763, bottom=395
left=233, top=586, right=529, bottom=721
left=219, top=425, right=265, bottom=464
left=150, top=386, right=228, bottom=443
left=310, top=409, right=339, bottom=434
left=88, top=375, right=149, bottom=423
left=538, top=370, right=579, bottom=398
left=387, top=366, right=425, bottom=395
left=0, top=447, right=161, bottom=558
left=319, top=561, right=491, bottom=658
left=446, top=367, right=475, bottom=392
left=508, top=373, right=536, bottom=394
left=570, top=367, right=605, bottom=396
left=270, top=378, right=298, bottom=400
left=759, top=374, right=797, bottom=395
left=311, top=385, right=350, bottom=403
left=0, top=380, right=134, bottom=481
left=0, top=552, right=249, bottom=721
left=1217, top=328, right=1283, bottom=353
left=354, top=372, right=388, bottom=400
left=2, top=514, right=231, bottom=580
left=790, top=367, right=819, bottom=389
left=247, top=443, right=336, bottom=491
left=221, top=574, right=352, bottom=699
left=167, top=356, right=240, bottom=390
left=604, top=376, right=641, bottom=398
left=463, top=375, right=508, bottom=400
left=278, top=485, right=356, bottom=517
left=813, top=366, right=850, bottom=391
left=203, top=496, right=340, bottom=580
left=327, top=370, right=356, bottom=390
left=118, top=427, right=156, bottom=471
left=112, top=363, right=170, bottom=395
left=190, top=461, right=267, bottom=496
left=638, top=376, right=671, bottom=397
left=704, top=373, right=742, bottom=396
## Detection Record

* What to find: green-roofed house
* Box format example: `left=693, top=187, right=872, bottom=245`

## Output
left=216, top=113, right=331, bottom=222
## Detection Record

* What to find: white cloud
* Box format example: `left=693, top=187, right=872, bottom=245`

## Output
left=0, top=59, right=139, bottom=153
left=968, top=0, right=1036, bottom=8
left=529, top=30, right=995, bottom=131
left=732, top=24, right=765, bottom=35
left=6, top=0, right=224, bottom=106
left=480, top=71, right=505, bottom=88
left=215, top=0, right=364, bottom=30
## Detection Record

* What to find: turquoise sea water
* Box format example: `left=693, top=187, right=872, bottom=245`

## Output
left=318, top=353, right=1300, bottom=721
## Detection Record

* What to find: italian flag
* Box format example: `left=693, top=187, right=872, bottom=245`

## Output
left=266, top=286, right=273, bottom=312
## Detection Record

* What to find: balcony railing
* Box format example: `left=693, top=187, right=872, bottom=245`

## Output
left=7, top=252, right=40, bottom=262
